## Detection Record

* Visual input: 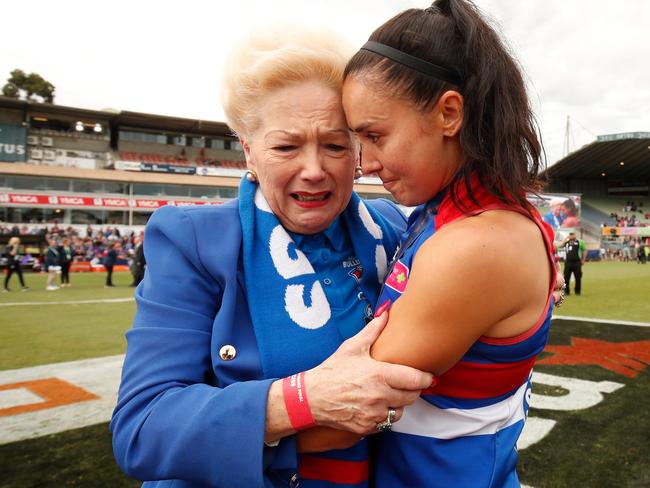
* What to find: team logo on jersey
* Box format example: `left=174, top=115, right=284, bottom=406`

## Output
left=384, top=259, right=409, bottom=293
left=348, top=264, right=363, bottom=283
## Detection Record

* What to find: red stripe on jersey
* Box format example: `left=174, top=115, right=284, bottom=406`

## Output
left=300, top=455, right=369, bottom=484
left=422, top=356, right=536, bottom=399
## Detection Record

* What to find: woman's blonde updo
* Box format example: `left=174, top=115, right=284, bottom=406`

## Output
left=221, top=24, right=353, bottom=138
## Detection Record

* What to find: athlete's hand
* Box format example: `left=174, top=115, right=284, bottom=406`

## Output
left=552, top=262, right=565, bottom=307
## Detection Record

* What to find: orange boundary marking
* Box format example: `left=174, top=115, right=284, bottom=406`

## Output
left=0, top=377, right=99, bottom=417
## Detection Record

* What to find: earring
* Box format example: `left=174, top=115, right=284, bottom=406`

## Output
left=245, top=170, right=258, bottom=183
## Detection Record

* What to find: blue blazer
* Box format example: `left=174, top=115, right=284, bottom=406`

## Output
left=110, top=198, right=407, bottom=488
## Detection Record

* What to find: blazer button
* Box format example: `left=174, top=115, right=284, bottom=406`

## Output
left=219, top=345, right=237, bottom=361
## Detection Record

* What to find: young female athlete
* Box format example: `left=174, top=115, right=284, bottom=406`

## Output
left=299, top=1, right=558, bottom=485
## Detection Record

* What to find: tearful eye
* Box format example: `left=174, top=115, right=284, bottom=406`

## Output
left=273, top=145, right=297, bottom=152
left=325, top=144, right=346, bottom=151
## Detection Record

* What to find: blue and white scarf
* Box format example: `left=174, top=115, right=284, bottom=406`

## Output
left=239, top=177, right=401, bottom=378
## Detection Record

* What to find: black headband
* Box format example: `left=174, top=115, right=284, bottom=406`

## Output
left=360, top=41, right=461, bottom=86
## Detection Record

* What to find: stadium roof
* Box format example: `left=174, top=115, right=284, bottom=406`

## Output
left=543, top=132, right=650, bottom=180
left=0, top=96, right=234, bottom=138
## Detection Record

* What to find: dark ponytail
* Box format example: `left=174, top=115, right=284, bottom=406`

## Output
left=344, top=0, right=544, bottom=211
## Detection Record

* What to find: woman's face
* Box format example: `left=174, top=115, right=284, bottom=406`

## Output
left=342, top=76, right=461, bottom=207
left=242, top=80, right=356, bottom=235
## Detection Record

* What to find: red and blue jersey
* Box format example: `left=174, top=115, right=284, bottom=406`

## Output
left=375, top=175, right=556, bottom=487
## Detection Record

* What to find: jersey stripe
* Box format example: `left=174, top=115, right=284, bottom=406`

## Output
left=393, top=376, right=531, bottom=440
left=422, top=356, right=536, bottom=399
left=299, top=456, right=368, bottom=485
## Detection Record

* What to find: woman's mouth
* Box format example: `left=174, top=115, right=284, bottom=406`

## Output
left=291, top=191, right=331, bottom=208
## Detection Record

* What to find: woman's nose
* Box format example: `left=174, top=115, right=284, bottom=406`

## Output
left=300, top=148, right=327, bottom=181
left=360, top=145, right=381, bottom=176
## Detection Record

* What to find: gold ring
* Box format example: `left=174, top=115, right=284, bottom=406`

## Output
left=376, top=407, right=397, bottom=432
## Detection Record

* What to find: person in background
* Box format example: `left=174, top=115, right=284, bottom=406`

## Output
left=3, top=236, right=29, bottom=292
left=104, top=241, right=119, bottom=287
left=637, top=238, right=648, bottom=264
left=59, top=238, right=73, bottom=287
left=561, top=231, right=586, bottom=295
left=560, top=198, right=579, bottom=228
left=129, top=235, right=145, bottom=287
left=44, top=238, right=61, bottom=291
left=542, top=197, right=565, bottom=229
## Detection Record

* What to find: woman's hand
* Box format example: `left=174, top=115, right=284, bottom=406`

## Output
left=305, top=312, right=433, bottom=435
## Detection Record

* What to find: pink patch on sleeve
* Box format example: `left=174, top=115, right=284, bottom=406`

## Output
left=384, top=260, right=410, bottom=293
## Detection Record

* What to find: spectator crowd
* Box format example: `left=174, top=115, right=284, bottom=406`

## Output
left=606, top=201, right=649, bottom=228
left=2, top=223, right=145, bottom=290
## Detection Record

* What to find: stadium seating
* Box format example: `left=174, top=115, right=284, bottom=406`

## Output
left=582, top=198, right=649, bottom=227
left=116, top=151, right=246, bottom=170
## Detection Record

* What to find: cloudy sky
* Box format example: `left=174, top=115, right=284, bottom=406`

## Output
left=2, top=0, right=649, bottom=165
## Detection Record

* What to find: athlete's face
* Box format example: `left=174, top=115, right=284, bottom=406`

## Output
left=342, top=75, right=463, bottom=207
left=241, top=81, right=356, bottom=235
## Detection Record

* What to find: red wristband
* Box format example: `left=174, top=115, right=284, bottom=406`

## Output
left=283, top=372, right=316, bottom=431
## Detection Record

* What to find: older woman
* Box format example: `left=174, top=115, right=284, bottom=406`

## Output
left=110, top=26, right=432, bottom=488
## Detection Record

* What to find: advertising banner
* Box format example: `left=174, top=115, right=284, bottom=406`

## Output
left=114, top=160, right=142, bottom=171
left=0, top=123, right=27, bottom=162
left=0, top=192, right=222, bottom=209
left=140, top=163, right=196, bottom=175
left=195, top=166, right=245, bottom=177
left=601, top=226, right=650, bottom=238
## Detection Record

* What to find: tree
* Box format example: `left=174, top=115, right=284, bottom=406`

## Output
left=2, top=69, right=55, bottom=103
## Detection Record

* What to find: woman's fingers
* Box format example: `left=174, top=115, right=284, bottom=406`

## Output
left=340, top=310, right=389, bottom=352
left=381, top=362, right=433, bottom=391
left=554, top=270, right=565, bottom=290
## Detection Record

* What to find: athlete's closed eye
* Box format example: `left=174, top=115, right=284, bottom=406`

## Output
left=365, top=134, right=380, bottom=144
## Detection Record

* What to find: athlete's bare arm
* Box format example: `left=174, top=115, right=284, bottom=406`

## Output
left=297, top=210, right=552, bottom=452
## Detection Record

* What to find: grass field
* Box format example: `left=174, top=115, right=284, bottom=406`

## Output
left=520, top=319, right=650, bottom=487
left=557, top=260, right=650, bottom=322
left=0, top=263, right=649, bottom=487
left=0, top=272, right=135, bottom=370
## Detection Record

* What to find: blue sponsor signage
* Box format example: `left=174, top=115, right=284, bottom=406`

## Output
left=0, top=124, right=27, bottom=162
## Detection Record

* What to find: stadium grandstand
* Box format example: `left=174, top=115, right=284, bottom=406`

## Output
left=0, top=96, right=387, bottom=238
left=2, top=94, right=648, bottom=261
left=543, top=131, right=650, bottom=256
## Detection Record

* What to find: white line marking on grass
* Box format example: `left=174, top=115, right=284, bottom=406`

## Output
left=0, top=298, right=134, bottom=307
left=553, top=315, right=650, bottom=328
left=0, top=355, right=125, bottom=445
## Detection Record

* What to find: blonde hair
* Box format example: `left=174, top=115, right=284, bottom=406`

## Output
left=221, top=24, right=353, bottom=138
left=8, top=237, right=20, bottom=246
